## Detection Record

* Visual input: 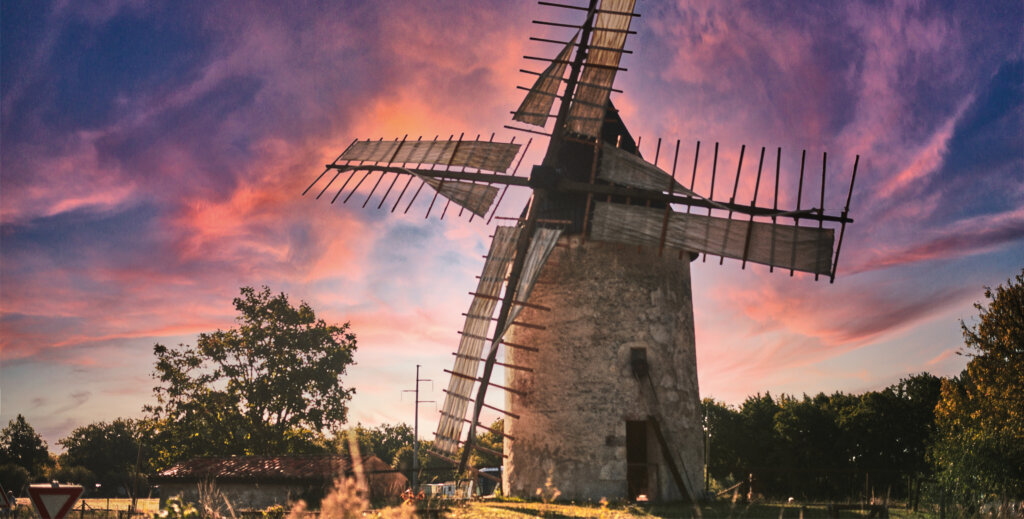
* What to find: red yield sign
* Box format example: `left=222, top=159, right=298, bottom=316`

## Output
left=27, top=484, right=83, bottom=519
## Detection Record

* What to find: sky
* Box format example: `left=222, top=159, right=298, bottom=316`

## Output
left=1, top=0, right=1022, bottom=451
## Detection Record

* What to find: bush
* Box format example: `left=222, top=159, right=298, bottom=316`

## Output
left=0, top=463, right=29, bottom=495
left=46, top=465, right=97, bottom=488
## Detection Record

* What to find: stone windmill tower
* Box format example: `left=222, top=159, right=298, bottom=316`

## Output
left=304, top=0, right=858, bottom=502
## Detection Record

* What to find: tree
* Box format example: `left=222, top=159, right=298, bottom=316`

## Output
left=58, top=419, right=153, bottom=496
left=0, top=415, right=51, bottom=478
left=701, top=398, right=745, bottom=490
left=145, top=286, right=357, bottom=466
left=469, top=419, right=503, bottom=469
left=932, top=270, right=1024, bottom=505
left=337, top=423, right=414, bottom=466
left=394, top=440, right=456, bottom=485
left=0, top=464, right=29, bottom=495
left=46, top=465, right=96, bottom=490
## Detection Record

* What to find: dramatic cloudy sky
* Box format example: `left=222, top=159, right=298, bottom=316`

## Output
left=2, top=0, right=1021, bottom=449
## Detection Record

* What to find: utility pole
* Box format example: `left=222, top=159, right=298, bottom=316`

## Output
left=402, top=365, right=433, bottom=491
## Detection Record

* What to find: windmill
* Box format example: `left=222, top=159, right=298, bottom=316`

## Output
left=304, top=0, right=858, bottom=502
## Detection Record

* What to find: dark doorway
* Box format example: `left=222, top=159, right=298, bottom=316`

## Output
left=626, top=420, right=649, bottom=499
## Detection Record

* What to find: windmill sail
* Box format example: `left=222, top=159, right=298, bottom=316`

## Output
left=514, top=33, right=578, bottom=127
left=434, top=226, right=562, bottom=456
left=434, top=226, right=521, bottom=456
left=341, top=139, right=521, bottom=172
left=502, top=227, right=563, bottom=335
left=590, top=202, right=835, bottom=275
left=566, top=0, right=636, bottom=137
left=414, top=175, right=498, bottom=218
left=599, top=143, right=693, bottom=193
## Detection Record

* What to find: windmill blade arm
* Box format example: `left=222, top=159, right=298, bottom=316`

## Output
left=557, top=179, right=853, bottom=224
left=320, top=165, right=506, bottom=218
left=325, top=164, right=532, bottom=187
left=566, top=0, right=637, bottom=138
left=590, top=202, right=836, bottom=275
left=500, top=228, right=563, bottom=336
left=434, top=226, right=522, bottom=457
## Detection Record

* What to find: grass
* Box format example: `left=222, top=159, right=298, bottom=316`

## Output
left=447, top=500, right=945, bottom=519
left=79, top=498, right=161, bottom=513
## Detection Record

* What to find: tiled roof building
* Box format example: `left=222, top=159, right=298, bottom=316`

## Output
left=152, top=455, right=405, bottom=509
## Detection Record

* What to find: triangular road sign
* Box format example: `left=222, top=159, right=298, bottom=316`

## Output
left=27, top=484, right=83, bottom=519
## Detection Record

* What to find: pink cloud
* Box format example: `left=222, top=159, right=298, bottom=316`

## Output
left=850, top=207, right=1024, bottom=273
left=877, top=97, right=973, bottom=199
left=926, top=348, right=957, bottom=367
left=715, top=272, right=976, bottom=349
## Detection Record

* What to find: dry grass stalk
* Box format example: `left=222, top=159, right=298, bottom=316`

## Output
left=284, top=430, right=414, bottom=519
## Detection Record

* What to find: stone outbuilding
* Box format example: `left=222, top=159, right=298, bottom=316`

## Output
left=151, top=455, right=406, bottom=510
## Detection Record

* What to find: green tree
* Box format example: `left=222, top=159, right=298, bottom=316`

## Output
left=58, top=419, right=153, bottom=496
left=0, top=415, right=51, bottom=478
left=337, top=423, right=414, bottom=465
left=932, top=270, right=1024, bottom=505
left=0, top=463, right=30, bottom=495
left=393, top=440, right=456, bottom=485
left=701, top=398, right=745, bottom=490
left=145, top=286, right=357, bottom=466
left=46, top=465, right=97, bottom=489
left=469, top=419, right=504, bottom=469
left=774, top=393, right=847, bottom=497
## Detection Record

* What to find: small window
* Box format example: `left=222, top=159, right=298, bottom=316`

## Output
left=630, top=347, right=648, bottom=378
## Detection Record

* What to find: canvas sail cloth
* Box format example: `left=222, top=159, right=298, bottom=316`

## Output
left=338, top=139, right=516, bottom=217
left=566, top=0, right=636, bottom=137
left=514, top=34, right=578, bottom=127
left=434, top=226, right=521, bottom=456
left=590, top=202, right=835, bottom=275
left=340, top=139, right=520, bottom=172
left=598, top=143, right=693, bottom=193
left=413, top=174, right=498, bottom=218
left=500, top=228, right=563, bottom=336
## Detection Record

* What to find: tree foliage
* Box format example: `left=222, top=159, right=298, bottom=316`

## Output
left=931, top=270, right=1024, bottom=503
left=702, top=373, right=942, bottom=500
left=145, top=286, right=357, bottom=466
left=0, top=463, right=30, bottom=496
left=58, top=419, right=153, bottom=496
left=0, top=415, right=51, bottom=479
left=337, top=423, right=414, bottom=467
left=469, top=418, right=503, bottom=469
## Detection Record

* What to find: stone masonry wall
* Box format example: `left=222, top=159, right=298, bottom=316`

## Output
left=503, top=236, right=705, bottom=501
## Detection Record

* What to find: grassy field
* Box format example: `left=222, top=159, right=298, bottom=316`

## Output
left=13, top=498, right=160, bottom=516
left=445, top=500, right=943, bottom=519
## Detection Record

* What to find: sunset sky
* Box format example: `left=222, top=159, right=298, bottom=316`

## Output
left=2, top=0, right=1022, bottom=450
